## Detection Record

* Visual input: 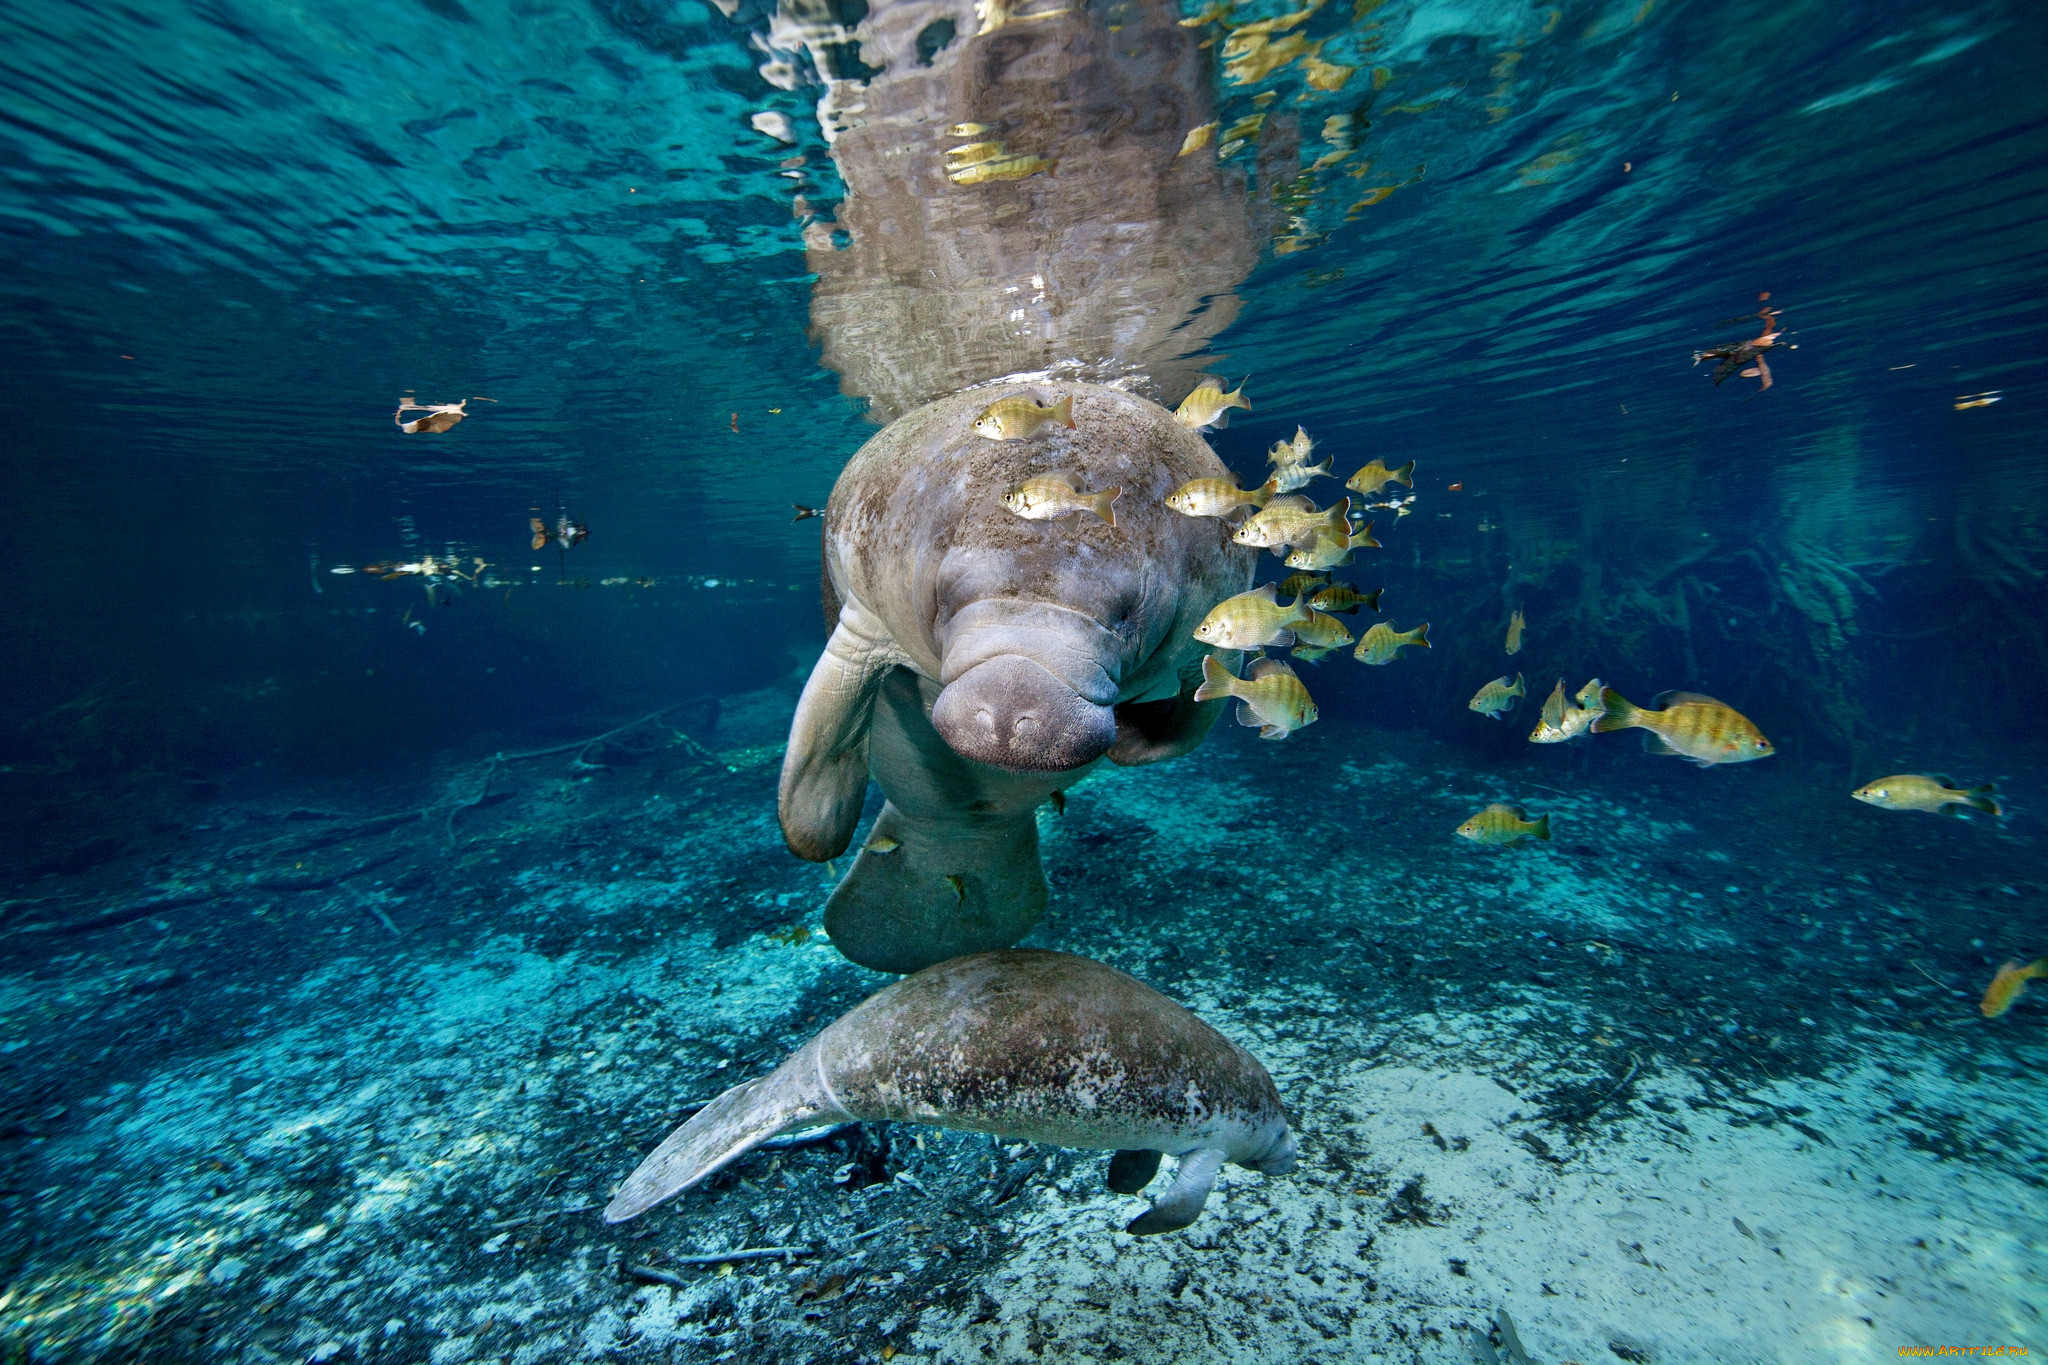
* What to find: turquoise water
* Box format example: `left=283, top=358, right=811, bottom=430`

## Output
left=1, top=0, right=2043, bottom=1359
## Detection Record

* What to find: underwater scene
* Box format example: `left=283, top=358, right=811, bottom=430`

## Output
left=1, top=0, right=2044, bottom=1358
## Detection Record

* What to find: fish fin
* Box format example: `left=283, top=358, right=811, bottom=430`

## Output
left=1352, top=521, right=1379, bottom=549
left=1193, top=653, right=1236, bottom=703
left=1533, top=814, right=1551, bottom=840
left=605, top=1075, right=833, bottom=1222
left=1249, top=480, right=1276, bottom=508
left=2027, top=959, right=2048, bottom=981
left=1931, top=774, right=1958, bottom=789
left=1125, top=1148, right=1226, bottom=1236
left=1258, top=725, right=1288, bottom=740
left=1411, top=622, right=1430, bottom=649
left=1590, top=686, right=1639, bottom=733
left=1252, top=581, right=1279, bottom=603
left=1512, top=672, right=1524, bottom=697
left=1642, top=731, right=1681, bottom=756
left=1963, top=785, right=2004, bottom=818
left=1364, top=587, right=1383, bottom=611
left=1236, top=700, right=1264, bottom=729
left=1392, top=460, right=1414, bottom=487
left=1107, top=1149, right=1162, bottom=1194
left=1093, top=486, right=1121, bottom=527
left=1271, top=628, right=1296, bottom=648
left=1247, top=656, right=1297, bottom=681
left=1655, top=691, right=1727, bottom=708
left=1055, top=392, right=1076, bottom=429
left=1212, top=410, right=1230, bottom=429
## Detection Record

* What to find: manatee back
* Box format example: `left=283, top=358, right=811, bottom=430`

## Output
left=815, top=949, right=1286, bottom=1152
left=824, top=382, right=1253, bottom=691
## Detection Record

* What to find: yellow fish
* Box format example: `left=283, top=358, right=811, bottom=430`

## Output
left=1278, top=571, right=1328, bottom=599
left=973, top=393, right=1075, bottom=440
left=947, top=153, right=1056, bottom=185
left=1291, top=607, right=1354, bottom=649
left=1178, top=122, right=1219, bottom=156
left=1193, top=654, right=1318, bottom=739
left=1506, top=608, right=1526, bottom=655
left=1234, top=495, right=1350, bottom=550
left=1851, top=775, right=2001, bottom=818
left=1591, top=688, right=1773, bottom=765
left=864, top=835, right=902, bottom=854
left=1982, top=959, right=2048, bottom=1017
left=1268, top=425, right=1316, bottom=469
left=1310, top=582, right=1381, bottom=614
left=1354, top=620, right=1429, bottom=664
left=1165, top=475, right=1271, bottom=519
left=1345, top=459, right=1415, bottom=495
left=1174, top=374, right=1252, bottom=430
left=948, top=122, right=991, bottom=137
left=1291, top=642, right=1341, bottom=663
left=1469, top=672, right=1525, bottom=720
left=1192, top=583, right=1312, bottom=649
left=1266, top=454, right=1334, bottom=495
left=1282, top=521, right=1375, bottom=570
left=1002, top=476, right=1120, bottom=525
left=1528, top=678, right=1602, bottom=744
left=1456, top=803, right=1550, bottom=846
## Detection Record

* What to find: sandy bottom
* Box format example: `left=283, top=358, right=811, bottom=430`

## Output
left=0, top=676, right=2042, bottom=1363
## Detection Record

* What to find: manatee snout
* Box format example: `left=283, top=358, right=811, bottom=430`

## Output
left=932, top=655, right=1118, bottom=771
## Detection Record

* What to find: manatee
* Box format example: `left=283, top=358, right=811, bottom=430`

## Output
left=780, top=380, right=1252, bottom=973
left=603, top=950, right=1297, bottom=1234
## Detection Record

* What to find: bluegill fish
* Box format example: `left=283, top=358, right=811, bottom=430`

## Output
left=1175, top=375, right=1252, bottom=430
left=1469, top=672, right=1525, bottom=720
left=1278, top=572, right=1328, bottom=599
left=1003, top=476, right=1120, bottom=526
left=1269, top=426, right=1316, bottom=468
left=1310, top=582, right=1381, bottom=614
left=1235, top=496, right=1351, bottom=550
left=1290, top=642, right=1341, bottom=663
left=1982, top=959, right=2048, bottom=1018
left=1194, top=654, right=1318, bottom=740
left=1456, top=803, right=1550, bottom=846
left=1345, top=459, right=1414, bottom=495
left=1165, top=475, right=1272, bottom=519
left=973, top=393, right=1075, bottom=440
left=1529, top=678, right=1603, bottom=744
left=1506, top=608, right=1526, bottom=655
left=1354, top=620, right=1429, bottom=664
left=1291, top=607, right=1354, bottom=649
left=1851, top=775, right=2001, bottom=818
left=1283, top=521, right=1376, bottom=570
left=1192, top=583, right=1312, bottom=649
left=1178, top=122, right=1219, bottom=156
left=1267, top=455, right=1334, bottom=495
left=1592, top=688, right=1773, bottom=765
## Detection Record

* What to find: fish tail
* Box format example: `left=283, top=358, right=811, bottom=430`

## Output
left=1249, top=479, right=1276, bottom=509
left=1364, top=587, right=1384, bottom=611
left=1590, top=686, right=1641, bottom=733
left=1409, top=622, right=1430, bottom=649
left=1963, top=784, right=2003, bottom=818
left=1391, top=460, right=1415, bottom=487
left=1055, top=393, right=1076, bottom=429
left=1511, top=672, right=1525, bottom=698
left=1092, top=486, right=1121, bottom=527
left=1352, top=520, right=1379, bottom=549
left=1532, top=814, right=1551, bottom=841
left=2027, top=959, right=2048, bottom=981
left=1193, top=653, right=1238, bottom=703
left=1230, top=375, right=1252, bottom=410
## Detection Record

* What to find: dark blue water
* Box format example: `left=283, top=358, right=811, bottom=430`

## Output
left=1, top=0, right=2043, bottom=1359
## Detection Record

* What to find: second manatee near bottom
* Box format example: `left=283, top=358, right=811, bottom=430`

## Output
left=604, top=950, right=1298, bottom=1235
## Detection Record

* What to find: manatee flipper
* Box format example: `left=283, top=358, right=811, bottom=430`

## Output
left=825, top=670, right=1062, bottom=974
left=604, top=1072, right=839, bottom=1223
left=1124, top=1147, right=1226, bottom=1235
left=1107, top=1148, right=1162, bottom=1194
left=779, top=598, right=907, bottom=862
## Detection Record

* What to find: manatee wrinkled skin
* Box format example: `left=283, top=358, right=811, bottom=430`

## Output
left=604, top=950, right=1297, bottom=1235
left=778, top=381, right=1252, bottom=974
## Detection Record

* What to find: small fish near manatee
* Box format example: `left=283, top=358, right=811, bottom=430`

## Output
left=973, top=392, right=1075, bottom=441
left=1851, top=775, right=2002, bottom=818
left=1345, top=459, right=1414, bottom=496
left=1165, top=475, right=1272, bottom=519
left=1235, top=496, right=1353, bottom=552
left=395, top=394, right=495, bottom=433
left=1192, top=583, right=1311, bottom=650
left=605, top=951, right=1296, bottom=1235
left=1173, top=374, right=1252, bottom=430
left=792, top=503, right=823, bottom=522
left=1469, top=672, right=1525, bottom=720
left=530, top=515, right=589, bottom=551
left=1505, top=608, right=1526, bottom=655
left=1592, top=688, right=1773, bottom=766
left=1278, top=571, right=1328, bottom=599
left=1456, top=803, right=1551, bottom=846
left=1290, top=607, right=1355, bottom=651
left=1529, top=678, right=1603, bottom=744
left=1355, top=620, right=1429, bottom=665
left=1283, top=523, right=1375, bottom=571
left=1981, top=958, right=2048, bottom=1018
left=1194, top=654, right=1318, bottom=740
left=1310, top=582, right=1382, bottom=615
left=1003, top=476, right=1121, bottom=526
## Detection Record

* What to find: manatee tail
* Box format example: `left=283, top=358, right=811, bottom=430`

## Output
left=1054, top=392, right=1076, bottom=429
left=1125, top=1148, right=1226, bottom=1236
left=1193, top=654, right=1238, bottom=703
left=1391, top=460, right=1415, bottom=487
left=605, top=1069, right=837, bottom=1223
left=1590, top=685, right=1643, bottom=734
left=1092, top=486, right=1121, bottom=527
